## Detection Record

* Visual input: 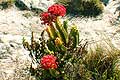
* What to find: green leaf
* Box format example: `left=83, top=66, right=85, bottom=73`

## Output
left=55, top=17, right=68, bottom=44
left=49, top=69, right=60, bottom=78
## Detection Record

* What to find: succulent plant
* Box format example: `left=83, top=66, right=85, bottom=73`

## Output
left=22, top=4, right=88, bottom=80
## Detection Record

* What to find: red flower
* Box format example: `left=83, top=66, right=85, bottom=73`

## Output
left=40, top=12, right=57, bottom=25
left=40, top=4, right=66, bottom=25
left=40, top=55, right=58, bottom=69
left=48, top=4, right=66, bottom=17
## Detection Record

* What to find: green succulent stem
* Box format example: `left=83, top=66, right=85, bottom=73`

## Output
left=63, top=20, right=68, bottom=32
left=69, top=25, right=79, bottom=48
left=55, top=17, right=68, bottom=45
left=45, top=26, right=55, bottom=39
left=49, top=24, right=58, bottom=39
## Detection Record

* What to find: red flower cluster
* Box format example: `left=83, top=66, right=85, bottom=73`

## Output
left=40, top=4, right=66, bottom=25
left=48, top=4, right=66, bottom=17
left=40, top=12, right=56, bottom=25
left=40, top=55, right=58, bottom=69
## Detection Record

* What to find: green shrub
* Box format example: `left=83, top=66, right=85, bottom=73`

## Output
left=56, top=0, right=104, bottom=17
left=0, top=0, right=15, bottom=9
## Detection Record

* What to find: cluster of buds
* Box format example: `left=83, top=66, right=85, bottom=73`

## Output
left=40, top=55, right=58, bottom=70
left=40, top=4, right=66, bottom=25
left=48, top=4, right=66, bottom=17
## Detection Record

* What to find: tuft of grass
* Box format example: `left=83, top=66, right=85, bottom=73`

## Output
left=82, top=44, right=120, bottom=80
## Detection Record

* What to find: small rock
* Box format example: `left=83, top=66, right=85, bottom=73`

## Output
left=17, top=0, right=55, bottom=11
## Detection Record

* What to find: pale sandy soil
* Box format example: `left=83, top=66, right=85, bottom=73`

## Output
left=0, top=6, right=41, bottom=80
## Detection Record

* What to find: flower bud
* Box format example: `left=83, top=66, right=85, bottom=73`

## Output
left=55, top=37, right=63, bottom=46
left=40, top=55, right=58, bottom=69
